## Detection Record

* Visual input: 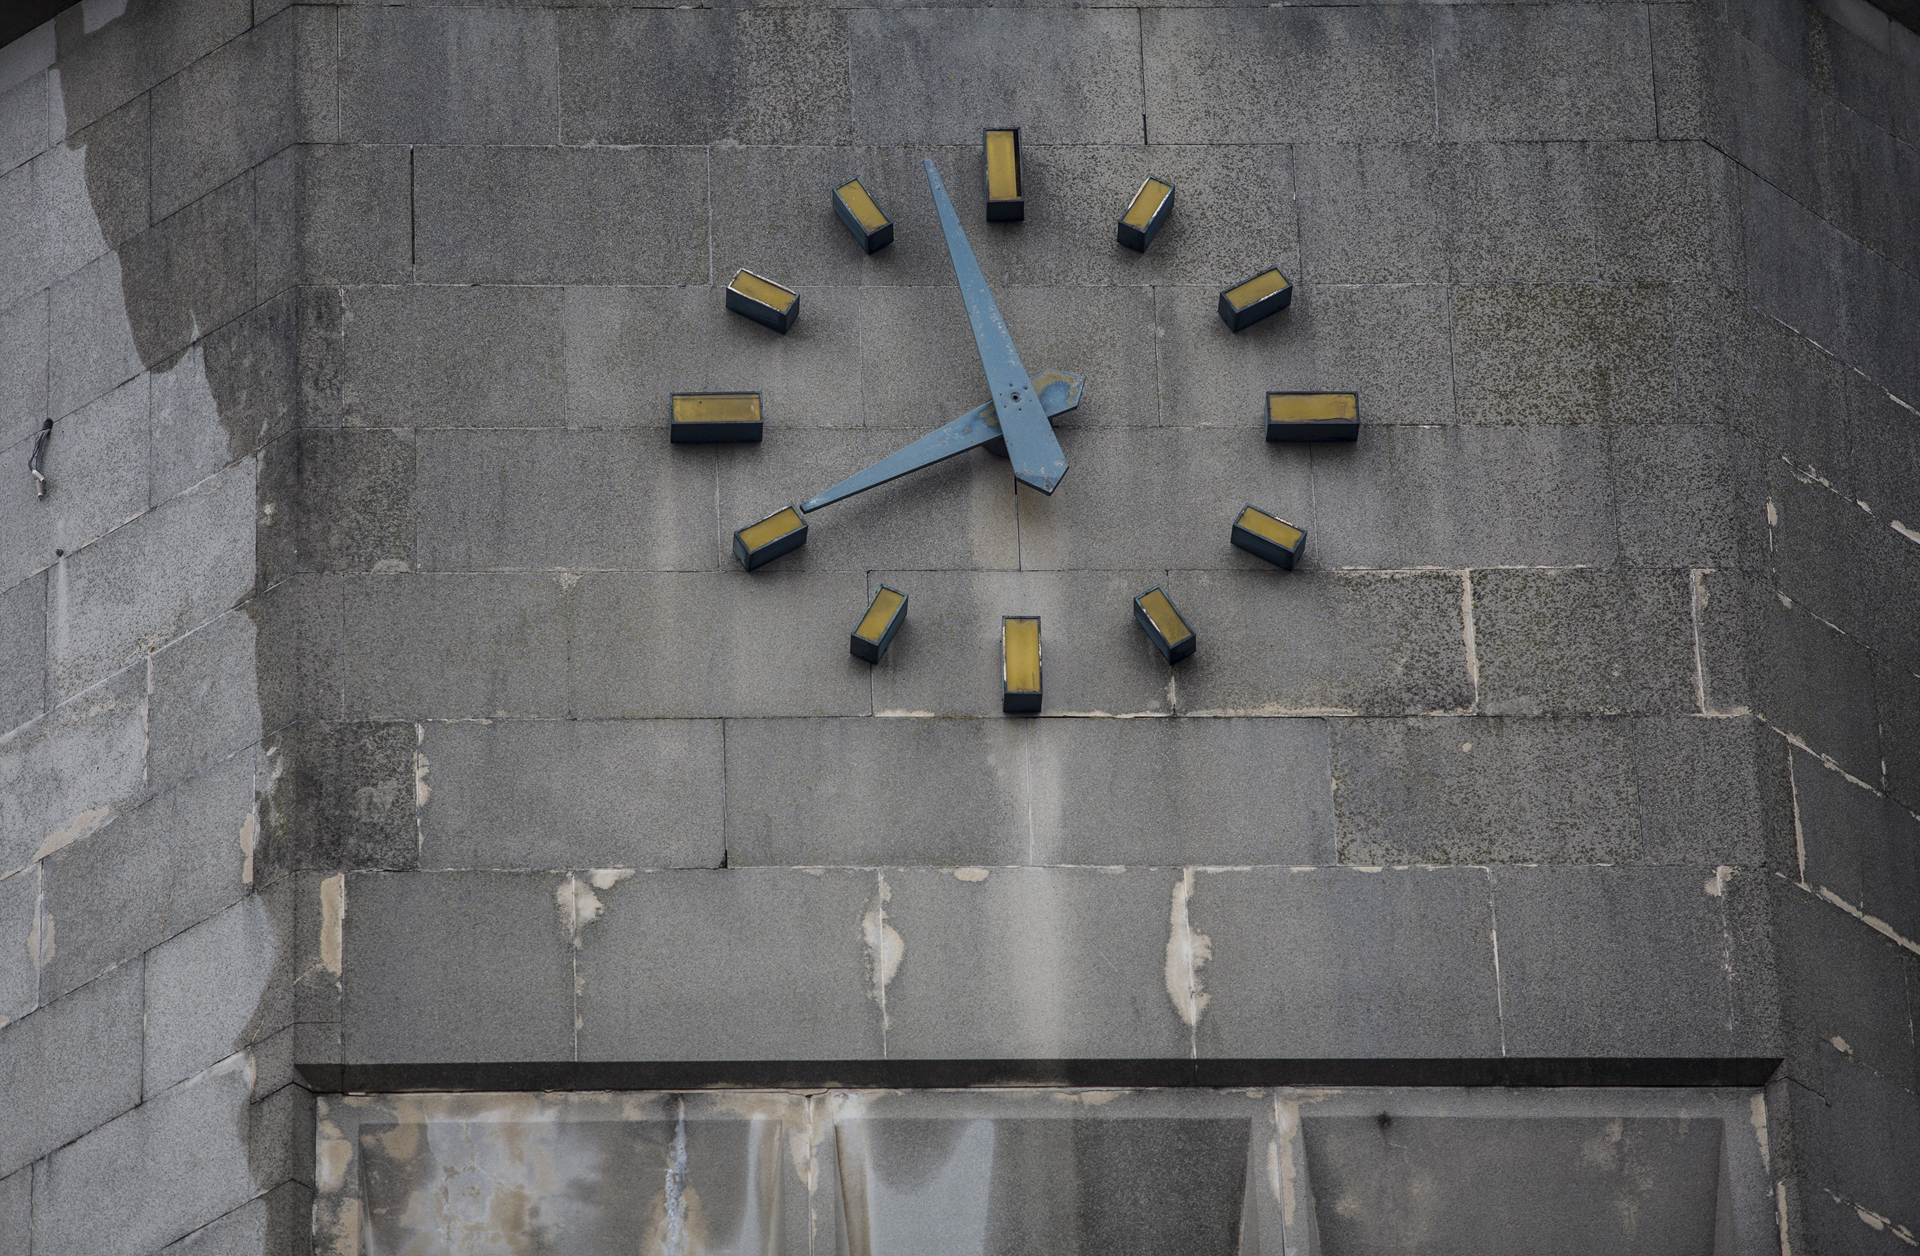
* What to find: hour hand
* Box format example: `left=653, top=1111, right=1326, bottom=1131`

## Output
left=924, top=159, right=1069, bottom=495
left=800, top=372, right=1083, bottom=513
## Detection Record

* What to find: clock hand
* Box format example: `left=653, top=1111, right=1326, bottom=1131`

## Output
left=801, top=371, right=1084, bottom=513
left=923, top=159, right=1070, bottom=496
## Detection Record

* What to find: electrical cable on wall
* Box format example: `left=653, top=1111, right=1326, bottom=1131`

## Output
left=28, top=417, right=51, bottom=499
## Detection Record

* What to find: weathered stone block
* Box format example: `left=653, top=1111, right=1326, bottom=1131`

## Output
left=1451, top=282, right=1676, bottom=426
left=1612, top=424, right=1750, bottom=568
left=45, top=253, right=143, bottom=421
left=1333, top=716, right=1636, bottom=864
left=29, top=1051, right=258, bottom=1256
left=0, top=570, right=44, bottom=732
left=1156, top=281, right=1456, bottom=433
left=417, top=429, right=715, bottom=574
left=569, top=572, right=872, bottom=718
left=864, top=569, right=1172, bottom=719
left=723, top=717, right=1028, bottom=867
left=566, top=284, right=861, bottom=433
left=1294, top=143, right=1446, bottom=284
left=1493, top=865, right=1732, bottom=1057
left=46, top=454, right=255, bottom=703
left=340, top=574, right=571, bottom=720
left=0, top=960, right=142, bottom=1178
left=116, top=174, right=258, bottom=368
left=1030, top=717, right=1335, bottom=866
left=1442, top=141, right=1597, bottom=282
left=419, top=719, right=725, bottom=870
left=160, top=1182, right=313, bottom=1256
left=288, top=429, right=415, bottom=574
left=145, top=608, right=262, bottom=791
left=0, top=1166, right=25, bottom=1256
left=1877, top=657, right=1920, bottom=813
left=1189, top=866, right=1502, bottom=1058
left=1633, top=716, right=1787, bottom=869
left=1849, top=373, right=1920, bottom=536
left=265, top=721, right=416, bottom=872
left=1434, top=4, right=1656, bottom=141
left=338, top=283, right=565, bottom=430
left=575, top=868, right=883, bottom=1061
left=341, top=870, right=574, bottom=1065
left=247, top=1081, right=314, bottom=1195
left=0, top=665, right=148, bottom=878
left=1143, top=7, right=1434, bottom=143
left=413, top=147, right=709, bottom=285
left=1793, top=748, right=1920, bottom=948
left=60, top=94, right=149, bottom=254
left=249, top=573, right=342, bottom=735
left=561, top=7, right=850, bottom=145
left=1771, top=463, right=1920, bottom=677
left=1750, top=588, right=1884, bottom=781
left=1592, top=140, right=1743, bottom=283
left=254, top=144, right=412, bottom=290
left=340, top=6, right=556, bottom=145
left=1472, top=567, right=1695, bottom=716
left=1782, top=1057, right=1920, bottom=1232
left=39, top=754, right=253, bottom=1002
left=0, top=71, right=45, bottom=179
left=143, top=894, right=288, bottom=1097
left=853, top=8, right=1140, bottom=144
left=48, top=0, right=251, bottom=135
left=1757, top=879, right=1918, bottom=1089
left=0, top=290, right=47, bottom=452
left=881, top=866, right=1188, bottom=1060
left=0, top=865, right=36, bottom=1024
left=1171, top=571, right=1473, bottom=716
left=0, top=376, right=147, bottom=597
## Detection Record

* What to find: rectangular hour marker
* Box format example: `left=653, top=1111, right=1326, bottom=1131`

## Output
left=833, top=179, right=894, bottom=254
left=732, top=506, right=808, bottom=571
left=850, top=586, right=908, bottom=664
left=725, top=269, right=799, bottom=334
left=1218, top=268, right=1293, bottom=332
left=1231, top=504, right=1306, bottom=570
left=1117, top=177, right=1175, bottom=253
left=1133, top=586, right=1196, bottom=664
left=1002, top=616, right=1041, bottom=714
left=670, top=392, right=763, bottom=444
left=983, top=129, right=1023, bottom=222
left=1266, top=392, right=1359, bottom=442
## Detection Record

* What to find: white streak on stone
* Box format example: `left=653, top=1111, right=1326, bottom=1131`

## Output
left=1164, top=869, right=1211, bottom=1037
left=1460, top=570, right=1480, bottom=711
left=588, top=868, right=634, bottom=891
left=238, top=803, right=258, bottom=888
left=1891, top=519, right=1920, bottom=546
left=33, top=805, right=113, bottom=861
left=952, top=867, right=989, bottom=882
left=862, top=873, right=903, bottom=1035
left=1749, top=1092, right=1770, bottom=1172
left=319, top=873, right=345, bottom=976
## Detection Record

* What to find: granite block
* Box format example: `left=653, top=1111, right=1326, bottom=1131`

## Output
left=0, top=163, right=46, bottom=311
left=1472, top=567, right=1696, bottom=716
left=881, top=866, right=1188, bottom=1060
left=1029, top=717, right=1335, bottom=866
left=145, top=608, right=262, bottom=791
left=338, top=283, right=564, bottom=430
left=116, top=174, right=257, bottom=367
left=1441, top=141, right=1597, bottom=282
left=151, top=344, right=232, bottom=505
left=341, top=870, right=574, bottom=1064
left=0, top=290, right=47, bottom=453
left=723, top=717, right=1030, bottom=867
left=857, top=283, right=1156, bottom=431
left=0, top=865, right=36, bottom=1024
left=561, top=7, right=849, bottom=145
left=0, top=570, right=45, bottom=732
left=575, top=867, right=882, bottom=1061
left=566, top=284, right=860, bottom=433
left=1143, top=7, right=1434, bottom=144
left=1434, top=3, right=1656, bottom=141
left=1170, top=571, right=1474, bottom=717
left=713, top=429, right=1019, bottom=573
left=0, top=960, right=142, bottom=1179
left=55, top=93, right=146, bottom=254
left=1592, top=140, right=1743, bottom=283
left=852, top=8, right=1141, bottom=145
left=0, top=665, right=148, bottom=877
left=1294, top=143, right=1446, bottom=284
left=1783, top=1057, right=1920, bottom=1229
left=1772, top=464, right=1920, bottom=676
left=418, top=719, right=725, bottom=870
left=864, top=569, right=1173, bottom=719
left=1333, top=716, right=1636, bottom=864
left=254, top=144, right=412, bottom=290
left=48, top=0, right=251, bottom=135
left=1878, top=656, right=1920, bottom=812
left=160, top=1183, right=313, bottom=1256
left=143, top=894, right=288, bottom=1097
left=1155, top=282, right=1455, bottom=432
left=265, top=721, right=418, bottom=872
left=1492, top=864, right=1732, bottom=1056
left=0, top=1167, right=24, bottom=1256
left=340, top=6, right=557, bottom=145
left=1451, top=282, right=1676, bottom=426
left=1793, top=747, right=1920, bottom=946
left=1633, top=716, right=1784, bottom=869
left=0, top=375, right=147, bottom=596
left=568, top=572, right=873, bottom=718
left=1760, top=881, right=1918, bottom=1090
left=0, top=71, right=45, bottom=178
left=1847, top=373, right=1920, bottom=533
left=418, top=428, right=718, bottom=574
left=1012, top=427, right=1313, bottom=572
left=290, top=429, right=416, bottom=574
left=45, top=252, right=143, bottom=421
left=1612, top=424, right=1747, bottom=568
left=1189, top=866, right=1502, bottom=1058
left=29, top=1046, right=257, bottom=1256
left=413, top=146, right=709, bottom=285
left=248, top=572, right=343, bottom=734
left=1751, top=589, right=1883, bottom=781
left=38, top=754, right=254, bottom=1002
left=46, top=454, right=255, bottom=703
left=340, top=574, right=571, bottom=720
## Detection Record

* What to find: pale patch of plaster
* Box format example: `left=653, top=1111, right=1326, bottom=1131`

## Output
left=1460, top=571, right=1480, bottom=711
left=1270, top=1098, right=1300, bottom=1227
left=588, top=868, right=634, bottom=891
left=33, top=805, right=113, bottom=861
left=319, top=873, right=344, bottom=976
left=861, top=873, right=904, bottom=1034
left=315, top=1116, right=353, bottom=1193
left=1705, top=866, right=1732, bottom=897
left=1891, top=520, right=1920, bottom=547
left=413, top=744, right=431, bottom=810
left=952, top=867, right=989, bottom=882
left=1164, top=869, right=1211, bottom=1036
left=238, top=803, right=258, bottom=888
left=1749, top=1093, right=1769, bottom=1171
left=369, top=558, right=409, bottom=574
left=1829, top=1035, right=1852, bottom=1056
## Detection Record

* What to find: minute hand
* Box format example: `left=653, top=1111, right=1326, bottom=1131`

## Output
left=924, top=159, right=1068, bottom=495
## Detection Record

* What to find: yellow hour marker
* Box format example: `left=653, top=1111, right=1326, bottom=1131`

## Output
left=1133, top=586, right=1196, bottom=664
left=1232, top=504, right=1307, bottom=570
left=850, top=586, right=908, bottom=663
left=1218, top=268, right=1293, bottom=332
left=1265, top=392, right=1359, bottom=442
left=984, top=129, right=1023, bottom=222
left=733, top=506, right=808, bottom=571
left=726, top=269, right=799, bottom=334
left=833, top=179, right=893, bottom=254
left=1117, top=178, right=1175, bottom=253
left=670, top=393, right=763, bottom=444
left=1002, top=616, right=1041, bottom=713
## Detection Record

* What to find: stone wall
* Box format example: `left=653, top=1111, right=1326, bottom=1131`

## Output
left=0, top=0, right=1915, bottom=1253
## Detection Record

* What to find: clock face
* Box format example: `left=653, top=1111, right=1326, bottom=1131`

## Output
left=690, top=137, right=1353, bottom=716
